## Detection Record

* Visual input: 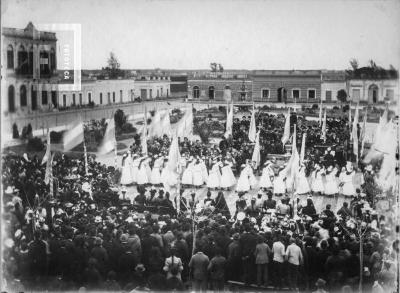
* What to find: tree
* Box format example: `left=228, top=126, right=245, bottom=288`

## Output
left=210, top=62, right=218, bottom=72
left=218, top=63, right=224, bottom=72
left=114, top=109, right=127, bottom=131
left=337, top=89, right=347, bottom=103
left=105, top=52, right=122, bottom=78
left=349, top=58, right=359, bottom=71
left=368, top=59, right=377, bottom=69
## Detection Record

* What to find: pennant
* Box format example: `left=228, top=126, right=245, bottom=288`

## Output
left=352, top=105, right=359, bottom=158
left=141, top=107, right=148, bottom=155
left=363, top=107, right=389, bottom=163
left=224, top=102, right=233, bottom=138
left=349, top=106, right=352, bottom=139
left=44, top=153, right=55, bottom=185
left=300, top=132, right=306, bottom=163
left=176, top=109, right=194, bottom=139
left=148, top=111, right=162, bottom=137
left=318, top=102, right=322, bottom=126
left=167, top=133, right=181, bottom=173
left=98, top=116, right=116, bottom=155
left=161, top=111, right=172, bottom=137
left=63, top=121, right=84, bottom=151
left=41, top=129, right=51, bottom=165
left=360, top=110, right=367, bottom=155
left=251, top=131, right=261, bottom=168
left=248, top=103, right=257, bottom=142
left=281, top=108, right=290, bottom=145
left=321, top=108, right=327, bottom=142
left=283, top=125, right=300, bottom=189
left=84, top=142, right=89, bottom=176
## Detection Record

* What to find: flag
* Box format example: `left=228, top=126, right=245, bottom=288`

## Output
left=352, top=105, right=359, bottom=158
left=161, top=111, right=172, bottom=137
left=363, top=107, right=389, bottom=163
left=84, top=142, right=89, bottom=176
left=44, top=152, right=55, bottom=185
left=251, top=131, right=261, bottom=168
left=360, top=110, right=367, bottom=155
left=349, top=106, right=352, bottom=139
left=148, top=111, right=162, bottom=137
left=141, top=108, right=148, bottom=155
left=167, top=133, right=181, bottom=173
left=176, top=109, right=193, bottom=139
left=63, top=121, right=84, bottom=151
left=281, top=108, right=290, bottom=145
left=318, top=102, right=322, bottom=126
left=41, top=129, right=51, bottom=165
left=98, top=117, right=116, bottom=155
left=224, top=102, right=233, bottom=138
left=248, top=103, right=256, bottom=142
left=300, top=132, right=306, bottom=163
left=321, top=108, right=327, bottom=142
left=283, top=125, right=300, bottom=189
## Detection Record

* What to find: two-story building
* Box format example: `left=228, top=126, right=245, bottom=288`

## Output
left=2, top=22, right=59, bottom=115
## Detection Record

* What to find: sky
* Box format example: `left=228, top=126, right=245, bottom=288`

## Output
left=2, top=0, right=400, bottom=70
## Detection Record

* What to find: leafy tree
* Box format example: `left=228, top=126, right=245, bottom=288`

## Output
left=104, top=52, right=122, bottom=78
left=349, top=58, right=359, bottom=71
left=210, top=62, right=218, bottom=72
left=12, top=123, right=19, bottom=139
left=114, top=109, right=127, bottom=131
left=218, top=64, right=224, bottom=72
left=337, top=89, right=347, bottom=103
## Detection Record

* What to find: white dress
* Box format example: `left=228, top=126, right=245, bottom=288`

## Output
left=341, top=171, right=356, bottom=196
left=259, top=165, right=274, bottom=189
left=248, top=166, right=257, bottom=188
left=181, top=162, right=194, bottom=185
left=273, top=170, right=286, bottom=194
left=120, top=155, right=134, bottom=185
left=311, top=169, right=325, bottom=193
left=150, top=157, right=163, bottom=185
left=296, top=167, right=310, bottom=195
left=207, top=162, right=222, bottom=188
left=324, top=169, right=339, bottom=195
left=200, top=160, right=209, bottom=184
left=236, top=165, right=251, bottom=192
left=220, top=162, right=236, bottom=188
left=192, top=163, right=204, bottom=187
left=131, top=157, right=141, bottom=183
left=136, top=158, right=150, bottom=185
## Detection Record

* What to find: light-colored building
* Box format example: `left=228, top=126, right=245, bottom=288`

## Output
left=57, top=79, right=135, bottom=107
left=348, top=79, right=398, bottom=104
left=1, top=22, right=58, bottom=115
left=321, top=70, right=347, bottom=102
left=134, top=76, right=171, bottom=100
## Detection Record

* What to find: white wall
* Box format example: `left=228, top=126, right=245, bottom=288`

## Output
left=321, top=81, right=347, bottom=101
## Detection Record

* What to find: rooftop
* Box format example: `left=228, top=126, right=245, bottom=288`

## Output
left=2, top=22, right=57, bottom=41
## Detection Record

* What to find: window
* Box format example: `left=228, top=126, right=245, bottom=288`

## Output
left=39, top=50, right=50, bottom=75
left=63, top=94, right=67, bottom=107
left=308, top=89, right=316, bottom=99
left=17, top=45, right=28, bottom=74
left=193, top=86, right=200, bottom=99
left=51, top=91, right=57, bottom=107
left=149, top=89, right=153, bottom=99
left=72, top=94, right=76, bottom=105
left=100, top=93, right=103, bottom=104
left=88, top=92, right=92, bottom=104
left=161, top=88, right=163, bottom=96
left=20, top=85, right=27, bottom=107
left=7, top=45, right=14, bottom=69
left=386, top=89, right=394, bottom=100
left=31, top=86, right=37, bottom=110
left=157, top=89, right=159, bottom=97
left=292, top=89, right=300, bottom=99
left=42, top=91, right=48, bottom=105
left=120, top=90, right=123, bottom=102
left=167, top=89, right=169, bottom=97
left=79, top=93, right=82, bottom=105
left=112, top=92, right=115, bottom=103
left=108, top=92, right=111, bottom=104
left=352, top=89, right=361, bottom=101
left=8, top=85, right=15, bottom=112
left=50, top=48, right=56, bottom=71
left=262, top=89, right=270, bottom=99
left=28, top=47, right=33, bottom=74
left=325, top=90, right=332, bottom=101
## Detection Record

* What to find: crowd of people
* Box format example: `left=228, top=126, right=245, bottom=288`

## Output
left=1, top=110, right=398, bottom=293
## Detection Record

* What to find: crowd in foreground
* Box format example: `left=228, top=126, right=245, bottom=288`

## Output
left=1, top=114, right=399, bottom=293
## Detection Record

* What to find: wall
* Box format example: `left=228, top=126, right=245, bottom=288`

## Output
left=321, top=81, right=347, bottom=102
left=348, top=79, right=399, bottom=103
left=134, top=78, right=171, bottom=100
left=187, top=79, right=252, bottom=101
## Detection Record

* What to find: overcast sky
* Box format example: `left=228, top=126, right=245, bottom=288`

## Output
left=2, top=0, right=400, bottom=70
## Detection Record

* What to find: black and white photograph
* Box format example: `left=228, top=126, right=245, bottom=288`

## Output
left=1, top=0, right=399, bottom=292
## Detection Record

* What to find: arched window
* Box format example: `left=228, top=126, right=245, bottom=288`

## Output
left=193, top=86, right=200, bottom=99
left=7, top=45, right=14, bottom=69
left=39, top=49, right=50, bottom=75
left=17, top=45, right=28, bottom=74
left=20, top=85, right=27, bottom=107
left=28, top=46, right=34, bottom=74
left=8, top=85, right=15, bottom=112
left=208, top=86, right=215, bottom=99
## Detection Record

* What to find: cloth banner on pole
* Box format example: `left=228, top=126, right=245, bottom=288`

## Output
left=300, top=132, right=306, bottom=163
left=248, top=103, right=256, bottom=142
left=41, top=129, right=51, bottom=165
left=321, top=108, right=327, bottom=142
left=224, top=102, right=233, bottom=138
left=141, top=107, right=148, bottom=155
left=281, top=108, right=291, bottom=145
left=318, top=102, right=322, bottom=126
left=251, top=131, right=261, bottom=168
left=98, top=116, right=116, bottom=155
left=63, top=121, right=84, bottom=152
left=352, top=105, right=359, bottom=159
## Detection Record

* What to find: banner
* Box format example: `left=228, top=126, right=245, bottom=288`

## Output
left=251, top=131, right=261, bottom=168
left=281, top=108, right=290, bottom=145
left=224, top=102, right=233, bottom=138
left=98, top=117, right=116, bottom=155
left=248, top=103, right=256, bottom=142
left=63, top=121, right=84, bottom=151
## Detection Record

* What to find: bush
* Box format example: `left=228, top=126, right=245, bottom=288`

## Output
left=122, top=123, right=136, bottom=133
left=12, top=123, right=19, bottom=139
left=21, top=126, right=28, bottom=139
left=311, top=104, right=319, bottom=110
left=343, top=105, right=350, bottom=112
left=50, top=131, right=64, bottom=143
left=218, top=106, right=226, bottom=113
left=114, top=109, right=127, bottom=130
left=27, top=137, right=44, bottom=151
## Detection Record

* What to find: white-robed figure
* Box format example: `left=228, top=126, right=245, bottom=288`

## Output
left=220, top=160, right=236, bottom=189
left=247, top=160, right=257, bottom=189
left=192, top=159, right=204, bottom=187
left=259, top=160, right=274, bottom=189
left=199, top=157, right=208, bottom=185
left=273, top=165, right=287, bottom=195
left=181, top=158, right=195, bottom=186
left=136, top=156, right=150, bottom=185
left=131, top=154, right=141, bottom=184
left=207, top=159, right=222, bottom=189
left=324, top=165, right=339, bottom=196
left=150, top=155, right=163, bottom=185
left=340, top=162, right=356, bottom=197
left=311, top=164, right=325, bottom=194
left=120, top=153, right=134, bottom=185
left=295, top=163, right=310, bottom=195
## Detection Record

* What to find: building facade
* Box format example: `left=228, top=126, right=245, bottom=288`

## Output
left=321, top=70, right=347, bottom=102
left=251, top=70, right=322, bottom=102
left=2, top=22, right=58, bottom=115
left=347, top=79, right=398, bottom=104
left=134, top=76, right=171, bottom=100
